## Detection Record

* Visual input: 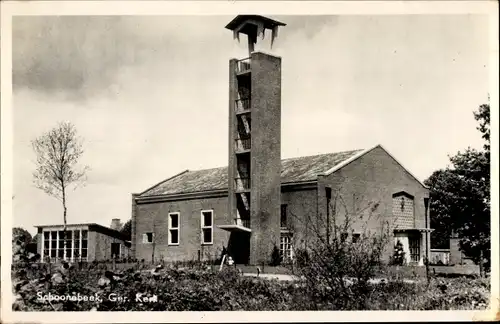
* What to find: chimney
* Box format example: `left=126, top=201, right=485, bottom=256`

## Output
left=110, top=218, right=122, bottom=231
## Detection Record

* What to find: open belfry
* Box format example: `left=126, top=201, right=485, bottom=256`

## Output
left=220, top=15, right=287, bottom=264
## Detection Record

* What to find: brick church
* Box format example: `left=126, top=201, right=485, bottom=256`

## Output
left=131, top=15, right=432, bottom=266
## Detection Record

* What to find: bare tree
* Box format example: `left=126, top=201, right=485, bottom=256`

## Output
left=32, top=122, right=89, bottom=260
left=286, top=187, right=392, bottom=310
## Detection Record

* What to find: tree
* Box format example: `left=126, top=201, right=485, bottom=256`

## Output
left=12, top=227, right=34, bottom=262
left=120, top=219, right=132, bottom=241
left=425, top=103, right=490, bottom=269
left=32, top=122, right=89, bottom=260
left=12, top=227, right=33, bottom=247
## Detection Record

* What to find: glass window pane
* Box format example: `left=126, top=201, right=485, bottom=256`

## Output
left=74, top=231, right=80, bottom=239
left=170, top=214, right=179, bottom=228
left=44, top=232, right=50, bottom=239
left=82, top=240, right=88, bottom=249
left=51, top=231, right=57, bottom=239
left=66, top=231, right=72, bottom=239
left=81, top=249, right=87, bottom=258
left=58, top=249, right=64, bottom=258
left=51, top=240, right=57, bottom=249
left=203, top=212, right=212, bottom=227
left=82, top=230, right=88, bottom=239
left=170, top=230, right=179, bottom=244
left=74, top=240, right=80, bottom=248
left=202, top=228, right=212, bottom=243
left=51, top=249, right=56, bottom=257
left=58, top=231, right=65, bottom=240
left=44, top=241, right=50, bottom=248
left=66, top=249, right=72, bottom=258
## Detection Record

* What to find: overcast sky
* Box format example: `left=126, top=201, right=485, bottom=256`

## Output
left=12, top=15, right=489, bottom=234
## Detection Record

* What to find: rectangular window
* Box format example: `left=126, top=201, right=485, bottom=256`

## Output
left=280, top=204, right=287, bottom=228
left=168, top=213, right=180, bottom=245
left=409, top=237, right=420, bottom=263
left=280, top=234, right=293, bottom=261
left=352, top=233, right=361, bottom=243
left=143, top=232, right=154, bottom=243
left=201, top=210, right=213, bottom=245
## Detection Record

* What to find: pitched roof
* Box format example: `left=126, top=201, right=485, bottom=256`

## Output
left=139, top=149, right=363, bottom=197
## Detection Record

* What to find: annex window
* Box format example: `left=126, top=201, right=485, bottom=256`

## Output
left=168, top=212, right=180, bottom=245
left=42, top=229, right=88, bottom=262
left=81, top=230, right=88, bottom=259
left=201, top=210, right=213, bottom=245
left=143, top=232, right=154, bottom=244
left=280, top=234, right=293, bottom=261
left=280, top=204, right=288, bottom=228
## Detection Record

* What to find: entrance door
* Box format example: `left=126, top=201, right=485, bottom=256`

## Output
left=111, top=242, right=121, bottom=259
left=408, top=235, right=421, bottom=264
left=227, top=231, right=250, bottom=265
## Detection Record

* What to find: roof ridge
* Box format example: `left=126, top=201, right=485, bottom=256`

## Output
left=281, top=148, right=364, bottom=162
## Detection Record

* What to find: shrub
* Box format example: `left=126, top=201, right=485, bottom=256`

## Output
left=392, top=240, right=406, bottom=266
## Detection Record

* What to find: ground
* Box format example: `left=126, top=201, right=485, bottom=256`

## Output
left=12, top=261, right=491, bottom=311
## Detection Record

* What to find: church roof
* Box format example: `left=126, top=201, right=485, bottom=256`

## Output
left=138, top=149, right=363, bottom=197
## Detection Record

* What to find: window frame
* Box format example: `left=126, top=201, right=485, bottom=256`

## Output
left=143, top=232, right=154, bottom=244
left=42, top=228, right=89, bottom=263
left=280, top=204, right=288, bottom=228
left=280, top=233, right=293, bottom=261
left=409, top=236, right=421, bottom=263
left=201, top=209, right=214, bottom=245
left=168, top=212, right=180, bottom=246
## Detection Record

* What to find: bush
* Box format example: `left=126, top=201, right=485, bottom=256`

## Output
left=12, top=262, right=490, bottom=311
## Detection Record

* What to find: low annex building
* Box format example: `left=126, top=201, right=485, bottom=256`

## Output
left=35, top=219, right=131, bottom=263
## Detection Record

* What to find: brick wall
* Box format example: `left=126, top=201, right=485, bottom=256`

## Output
left=281, top=187, right=318, bottom=252
left=93, top=231, right=131, bottom=261
left=318, top=146, right=430, bottom=263
left=134, top=188, right=317, bottom=264
left=134, top=196, right=231, bottom=262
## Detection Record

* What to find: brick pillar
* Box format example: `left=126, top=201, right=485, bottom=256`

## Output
left=131, top=193, right=138, bottom=259
left=449, top=236, right=462, bottom=265
left=249, top=52, right=282, bottom=265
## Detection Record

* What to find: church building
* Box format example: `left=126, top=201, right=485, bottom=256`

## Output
left=131, top=15, right=432, bottom=266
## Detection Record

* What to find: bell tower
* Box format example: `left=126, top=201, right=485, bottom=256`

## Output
left=219, top=15, right=286, bottom=265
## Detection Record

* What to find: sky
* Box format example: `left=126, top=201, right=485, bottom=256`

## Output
left=12, top=15, right=489, bottom=235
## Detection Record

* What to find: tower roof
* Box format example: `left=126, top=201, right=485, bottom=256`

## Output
left=225, top=15, right=286, bottom=32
